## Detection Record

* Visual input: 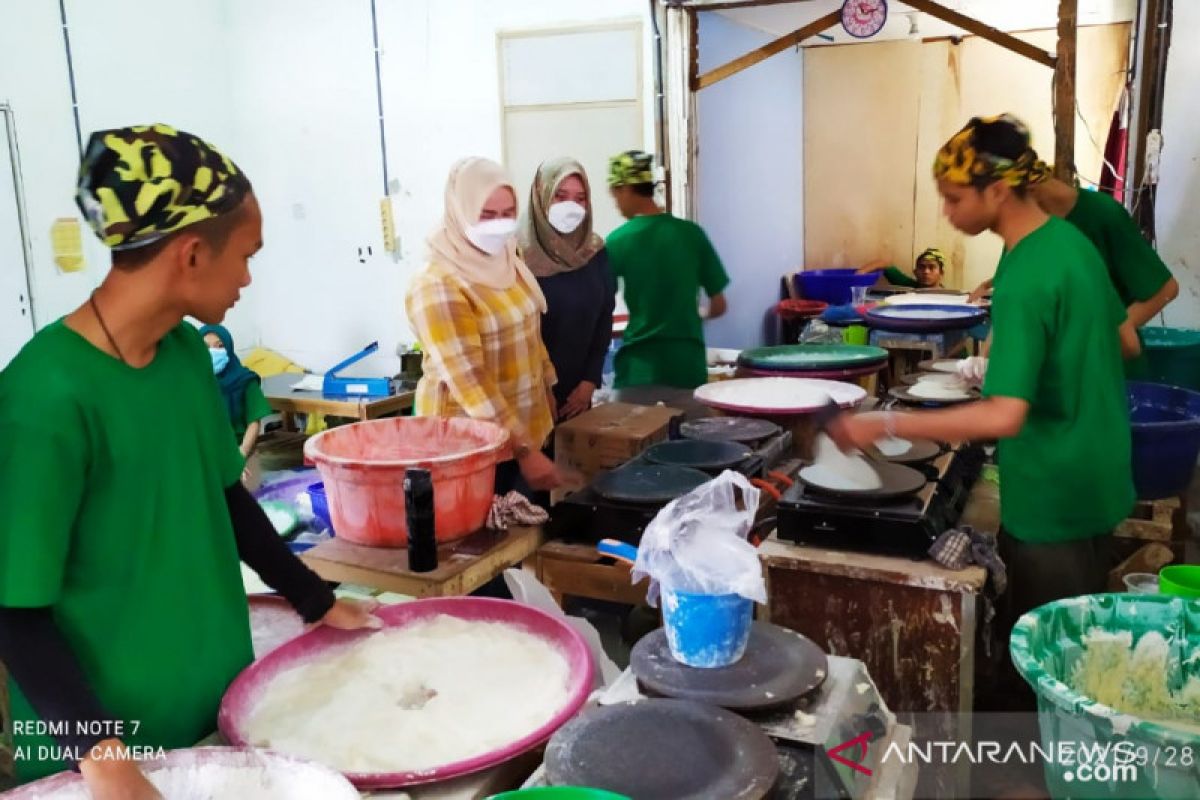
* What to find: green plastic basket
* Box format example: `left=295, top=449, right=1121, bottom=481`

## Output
left=1142, top=327, right=1200, bottom=392
left=1011, top=593, right=1200, bottom=799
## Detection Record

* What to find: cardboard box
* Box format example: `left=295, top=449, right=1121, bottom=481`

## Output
left=555, top=402, right=684, bottom=482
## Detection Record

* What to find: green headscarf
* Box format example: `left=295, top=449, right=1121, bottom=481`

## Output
left=199, top=324, right=259, bottom=438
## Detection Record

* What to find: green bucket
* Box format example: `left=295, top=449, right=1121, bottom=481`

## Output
left=1010, top=593, right=1200, bottom=799
left=488, top=790, right=632, bottom=800
left=1142, top=327, right=1200, bottom=392
left=1160, top=565, right=1200, bottom=598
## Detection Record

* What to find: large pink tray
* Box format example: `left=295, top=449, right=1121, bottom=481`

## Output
left=218, top=597, right=594, bottom=790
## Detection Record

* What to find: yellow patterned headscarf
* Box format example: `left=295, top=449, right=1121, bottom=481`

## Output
left=608, top=150, right=655, bottom=187
left=76, top=123, right=251, bottom=250
left=933, top=114, right=1051, bottom=189
left=916, top=247, right=946, bottom=270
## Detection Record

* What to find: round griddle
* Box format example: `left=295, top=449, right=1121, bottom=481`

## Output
left=865, top=303, right=988, bottom=332
left=738, top=343, right=887, bottom=371
left=592, top=464, right=712, bottom=504
left=869, top=437, right=943, bottom=465
left=888, top=385, right=980, bottom=407
left=545, top=699, right=779, bottom=800
left=798, top=459, right=928, bottom=500
left=643, top=439, right=752, bottom=471
left=680, top=416, right=781, bottom=445
left=630, top=622, right=829, bottom=712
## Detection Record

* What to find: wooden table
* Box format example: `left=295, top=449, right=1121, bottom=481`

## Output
left=261, top=374, right=415, bottom=431
left=760, top=517, right=988, bottom=798
left=301, top=525, right=543, bottom=597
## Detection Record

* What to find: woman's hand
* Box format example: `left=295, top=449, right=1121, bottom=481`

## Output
left=319, top=598, right=383, bottom=630
left=856, top=259, right=889, bottom=274
left=559, top=381, right=596, bottom=420
left=79, top=741, right=163, bottom=800
left=518, top=450, right=564, bottom=491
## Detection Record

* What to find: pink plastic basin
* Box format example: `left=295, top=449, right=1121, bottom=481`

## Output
left=219, top=598, right=595, bottom=790
left=303, top=417, right=509, bottom=547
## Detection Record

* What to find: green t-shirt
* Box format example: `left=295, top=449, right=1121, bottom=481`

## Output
left=882, top=266, right=919, bottom=288
left=1066, top=189, right=1174, bottom=377
left=982, top=217, right=1134, bottom=543
left=234, top=380, right=273, bottom=441
left=606, top=214, right=730, bottom=389
left=0, top=321, right=251, bottom=782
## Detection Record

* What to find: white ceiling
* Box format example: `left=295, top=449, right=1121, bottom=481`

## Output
left=713, top=0, right=1136, bottom=47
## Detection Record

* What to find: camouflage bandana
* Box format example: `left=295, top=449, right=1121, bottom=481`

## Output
left=607, top=150, right=655, bottom=187
left=75, top=123, right=251, bottom=250
left=933, top=114, right=1051, bottom=189
left=916, top=247, right=947, bottom=270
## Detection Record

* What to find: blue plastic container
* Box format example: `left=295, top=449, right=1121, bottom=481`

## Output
left=1128, top=381, right=1200, bottom=500
left=306, top=482, right=333, bottom=530
left=660, top=587, right=753, bottom=668
left=795, top=269, right=879, bottom=305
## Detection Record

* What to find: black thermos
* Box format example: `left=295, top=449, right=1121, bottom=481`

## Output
left=404, top=468, right=437, bottom=572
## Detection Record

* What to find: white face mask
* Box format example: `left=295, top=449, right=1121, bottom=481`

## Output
left=465, top=218, right=517, bottom=255
left=547, top=201, right=587, bottom=234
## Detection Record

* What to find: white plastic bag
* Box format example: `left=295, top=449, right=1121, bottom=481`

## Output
left=631, top=470, right=766, bottom=606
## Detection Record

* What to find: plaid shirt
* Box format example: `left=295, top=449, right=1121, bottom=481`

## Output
left=406, top=262, right=556, bottom=448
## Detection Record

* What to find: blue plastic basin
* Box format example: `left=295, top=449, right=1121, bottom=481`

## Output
left=795, top=269, right=880, bottom=305
left=1128, top=381, right=1200, bottom=500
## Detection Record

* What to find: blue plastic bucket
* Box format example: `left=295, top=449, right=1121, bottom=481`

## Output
left=1128, top=381, right=1200, bottom=500
left=660, top=587, right=753, bottom=668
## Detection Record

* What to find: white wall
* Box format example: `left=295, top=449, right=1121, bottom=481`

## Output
left=0, top=0, right=653, bottom=372
left=0, top=2, right=94, bottom=333
left=225, top=0, right=653, bottom=375
left=1156, top=0, right=1200, bottom=329
left=696, top=13, right=804, bottom=349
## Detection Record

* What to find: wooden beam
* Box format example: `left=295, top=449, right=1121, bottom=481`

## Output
left=903, top=0, right=1057, bottom=69
left=696, top=9, right=839, bottom=90
left=1053, top=0, right=1078, bottom=179
left=680, top=0, right=811, bottom=11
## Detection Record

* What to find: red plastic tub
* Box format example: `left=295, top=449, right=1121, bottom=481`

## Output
left=303, top=417, right=509, bottom=547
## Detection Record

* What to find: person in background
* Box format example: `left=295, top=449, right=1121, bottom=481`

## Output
left=857, top=247, right=947, bottom=289
left=406, top=157, right=564, bottom=498
left=0, top=124, right=375, bottom=798
left=605, top=150, right=730, bottom=411
left=200, top=323, right=272, bottom=489
left=518, top=157, right=615, bottom=421
left=967, top=118, right=1175, bottom=376
left=829, top=114, right=1134, bottom=707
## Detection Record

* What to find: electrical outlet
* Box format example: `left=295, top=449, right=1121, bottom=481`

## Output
left=380, top=197, right=396, bottom=254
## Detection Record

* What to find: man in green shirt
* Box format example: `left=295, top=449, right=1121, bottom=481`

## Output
left=0, top=125, right=375, bottom=797
left=830, top=115, right=1134, bottom=699
left=605, top=151, right=730, bottom=406
left=858, top=247, right=948, bottom=289
left=970, top=171, right=1178, bottom=376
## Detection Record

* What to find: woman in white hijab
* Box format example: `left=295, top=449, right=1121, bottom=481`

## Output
left=406, top=157, right=563, bottom=495
left=518, top=158, right=615, bottom=421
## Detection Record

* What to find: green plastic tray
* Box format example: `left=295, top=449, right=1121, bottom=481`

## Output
left=737, top=343, right=888, bottom=371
